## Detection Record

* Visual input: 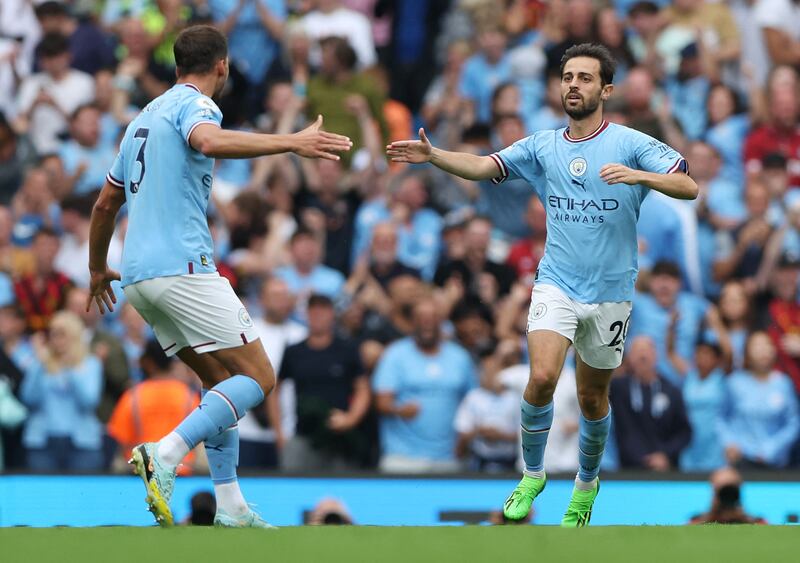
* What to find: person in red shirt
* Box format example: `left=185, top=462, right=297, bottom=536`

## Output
left=506, top=195, right=547, bottom=284
left=743, top=66, right=800, bottom=187
left=765, top=256, right=800, bottom=390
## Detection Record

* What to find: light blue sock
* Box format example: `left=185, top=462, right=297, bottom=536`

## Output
left=521, top=399, right=553, bottom=474
left=577, top=410, right=611, bottom=483
left=175, top=375, right=263, bottom=450
left=201, top=390, right=240, bottom=484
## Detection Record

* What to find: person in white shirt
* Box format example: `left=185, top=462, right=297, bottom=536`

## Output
left=238, top=277, right=307, bottom=468
left=754, top=0, right=800, bottom=67
left=13, top=33, right=93, bottom=155
left=301, top=0, right=376, bottom=69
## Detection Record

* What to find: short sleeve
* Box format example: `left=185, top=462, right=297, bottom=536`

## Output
left=631, top=131, right=688, bottom=175
left=491, top=134, right=542, bottom=185
left=754, top=0, right=788, bottom=30
left=106, top=150, right=125, bottom=188
left=453, top=392, right=477, bottom=433
left=372, top=345, right=403, bottom=393
left=177, top=93, right=223, bottom=145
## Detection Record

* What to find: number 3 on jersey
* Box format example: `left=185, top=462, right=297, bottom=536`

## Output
left=129, top=127, right=149, bottom=194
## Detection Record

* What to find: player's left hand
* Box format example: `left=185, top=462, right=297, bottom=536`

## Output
left=599, top=163, right=643, bottom=185
left=87, top=267, right=121, bottom=315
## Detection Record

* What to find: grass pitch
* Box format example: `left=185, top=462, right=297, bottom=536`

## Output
left=1, top=525, right=795, bottom=563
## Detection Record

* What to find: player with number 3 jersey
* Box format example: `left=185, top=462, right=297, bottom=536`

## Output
left=387, top=43, right=697, bottom=526
left=87, top=25, right=351, bottom=528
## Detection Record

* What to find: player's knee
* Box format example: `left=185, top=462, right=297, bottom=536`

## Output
left=528, top=368, right=558, bottom=401
left=249, top=360, right=276, bottom=396
left=577, top=387, right=608, bottom=417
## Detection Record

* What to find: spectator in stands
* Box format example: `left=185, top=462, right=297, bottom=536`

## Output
left=279, top=294, right=370, bottom=470
left=19, top=311, right=103, bottom=471
left=763, top=256, right=800, bottom=391
left=718, top=281, right=751, bottom=371
left=306, top=36, right=386, bottom=162
left=0, top=304, right=35, bottom=375
left=622, top=66, right=686, bottom=151
left=0, top=114, right=35, bottom=205
left=209, top=0, right=286, bottom=88
left=704, top=84, right=749, bottom=186
left=611, top=336, right=692, bottom=471
left=12, top=32, right=94, bottom=154
left=34, top=1, right=115, bottom=76
left=57, top=104, right=117, bottom=197
left=690, top=467, right=767, bottom=524
left=110, top=17, right=172, bottom=110
left=107, top=340, right=199, bottom=474
left=13, top=228, right=72, bottom=333
left=363, top=221, right=421, bottom=288
left=0, top=372, right=26, bottom=471
left=454, top=354, right=518, bottom=473
left=374, top=298, right=476, bottom=473
left=693, top=141, right=745, bottom=230
left=680, top=340, right=727, bottom=472
left=459, top=26, right=511, bottom=125
left=754, top=0, right=800, bottom=69
left=11, top=168, right=61, bottom=244
left=450, top=298, right=496, bottom=361
left=506, top=195, right=546, bottom=284
left=243, top=277, right=307, bottom=468
left=713, top=180, right=774, bottom=290
left=275, top=228, right=346, bottom=315
left=721, top=331, right=800, bottom=468
left=302, top=0, right=376, bottom=69
left=435, top=216, right=516, bottom=303
left=55, top=194, right=123, bottom=287
left=629, top=261, right=719, bottom=385
left=744, top=66, right=800, bottom=187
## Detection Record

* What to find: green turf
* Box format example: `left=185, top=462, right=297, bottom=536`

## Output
left=1, top=526, right=796, bottom=563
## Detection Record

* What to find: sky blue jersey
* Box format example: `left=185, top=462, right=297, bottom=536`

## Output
left=491, top=120, right=687, bottom=303
left=106, top=83, right=221, bottom=287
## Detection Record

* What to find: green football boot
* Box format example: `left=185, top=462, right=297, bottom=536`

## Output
left=561, top=479, right=600, bottom=527
left=215, top=508, right=276, bottom=529
left=129, top=442, right=176, bottom=527
left=503, top=473, right=547, bottom=521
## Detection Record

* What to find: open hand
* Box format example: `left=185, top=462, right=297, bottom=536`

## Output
left=86, top=267, right=121, bottom=314
left=292, top=115, right=352, bottom=160
left=600, top=163, right=642, bottom=185
left=386, top=128, right=433, bottom=164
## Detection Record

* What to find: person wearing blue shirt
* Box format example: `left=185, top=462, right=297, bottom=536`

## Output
left=59, top=105, right=119, bottom=194
left=680, top=341, right=727, bottom=472
left=19, top=311, right=104, bottom=471
left=459, top=28, right=512, bottom=124
left=629, top=261, right=715, bottom=386
left=721, top=332, right=800, bottom=469
left=373, top=299, right=477, bottom=472
left=704, top=84, right=749, bottom=185
left=387, top=43, right=697, bottom=526
left=88, top=26, right=351, bottom=527
left=208, top=0, right=286, bottom=86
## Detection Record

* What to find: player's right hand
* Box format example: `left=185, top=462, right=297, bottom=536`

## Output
left=87, top=267, right=121, bottom=315
left=386, top=128, right=433, bottom=164
left=292, top=114, right=353, bottom=160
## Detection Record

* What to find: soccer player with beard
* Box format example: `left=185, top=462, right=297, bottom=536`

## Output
left=387, top=43, right=697, bottom=526
left=86, top=25, right=351, bottom=527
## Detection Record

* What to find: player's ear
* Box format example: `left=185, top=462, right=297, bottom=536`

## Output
left=601, top=83, right=614, bottom=101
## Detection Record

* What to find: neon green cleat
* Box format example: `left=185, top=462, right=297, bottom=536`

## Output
left=214, top=508, right=276, bottom=529
left=129, top=442, right=176, bottom=527
left=503, top=474, right=546, bottom=521
left=561, top=479, right=600, bottom=527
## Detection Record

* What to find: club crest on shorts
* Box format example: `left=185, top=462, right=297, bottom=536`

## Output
left=569, top=157, right=588, bottom=177
left=238, top=308, right=253, bottom=328
left=532, top=303, right=547, bottom=320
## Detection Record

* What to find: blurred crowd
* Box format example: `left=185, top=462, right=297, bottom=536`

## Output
left=1, top=0, right=800, bottom=477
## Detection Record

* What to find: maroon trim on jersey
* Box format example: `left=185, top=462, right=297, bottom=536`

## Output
left=489, top=153, right=509, bottom=185
left=107, top=173, right=124, bottom=188
left=240, top=333, right=248, bottom=345
left=563, top=120, right=609, bottom=143
left=188, top=262, right=194, bottom=274
left=667, top=158, right=688, bottom=174
left=184, top=83, right=201, bottom=93
left=192, top=340, right=217, bottom=350
left=162, top=343, right=177, bottom=353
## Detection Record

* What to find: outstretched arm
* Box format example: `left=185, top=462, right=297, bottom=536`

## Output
left=190, top=115, right=352, bottom=160
left=599, top=164, right=698, bottom=200
left=387, top=128, right=499, bottom=181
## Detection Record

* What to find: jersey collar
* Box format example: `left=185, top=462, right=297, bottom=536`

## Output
left=183, top=83, right=201, bottom=93
left=563, top=120, right=609, bottom=143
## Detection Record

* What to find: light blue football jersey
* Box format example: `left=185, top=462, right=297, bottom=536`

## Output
left=106, top=83, right=222, bottom=287
left=491, top=120, right=687, bottom=303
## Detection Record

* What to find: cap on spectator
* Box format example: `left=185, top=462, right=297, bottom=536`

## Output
left=307, top=293, right=334, bottom=309
left=34, top=1, right=69, bottom=20
left=36, top=32, right=70, bottom=58
left=651, top=260, right=682, bottom=279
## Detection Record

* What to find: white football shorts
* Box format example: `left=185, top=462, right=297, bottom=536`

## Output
left=527, top=283, right=632, bottom=369
left=123, top=273, right=259, bottom=356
